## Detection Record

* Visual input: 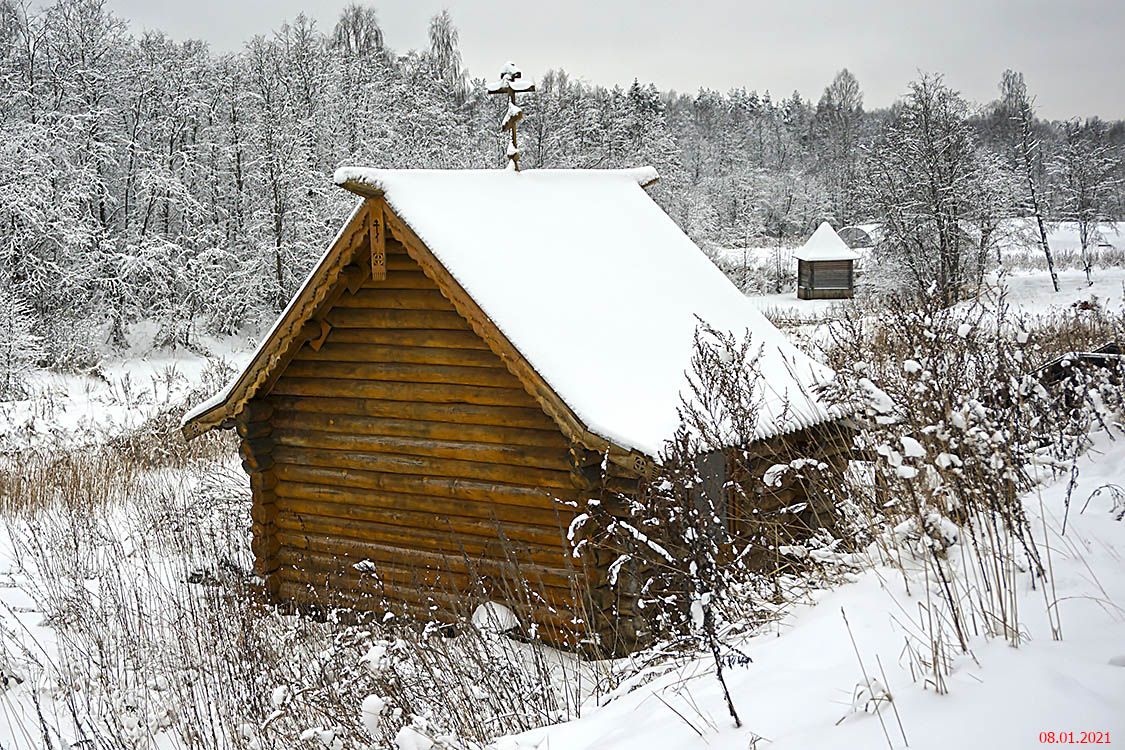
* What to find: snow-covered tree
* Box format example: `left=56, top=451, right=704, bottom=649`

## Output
left=996, top=70, right=1059, bottom=291
left=863, top=75, right=994, bottom=305
left=0, top=284, right=43, bottom=399
left=1051, top=118, right=1122, bottom=284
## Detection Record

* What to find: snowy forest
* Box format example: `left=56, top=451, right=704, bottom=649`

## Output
left=4, top=1, right=1125, bottom=748
left=3, top=0, right=1125, bottom=371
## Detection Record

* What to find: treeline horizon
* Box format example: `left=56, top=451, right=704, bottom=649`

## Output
left=1, top=0, right=1123, bottom=375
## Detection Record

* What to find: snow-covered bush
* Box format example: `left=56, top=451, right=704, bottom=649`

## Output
left=819, top=283, right=1125, bottom=689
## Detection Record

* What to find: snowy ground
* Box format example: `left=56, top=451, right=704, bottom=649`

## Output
left=499, top=432, right=1125, bottom=750
left=998, top=268, right=1125, bottom=317
left=0, top=322, right=258, bottom=449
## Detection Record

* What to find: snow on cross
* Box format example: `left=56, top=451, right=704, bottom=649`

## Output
left=488, top=61, right=535, bottom=171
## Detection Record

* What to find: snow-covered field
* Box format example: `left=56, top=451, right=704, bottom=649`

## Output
left=0, top=322, right=258, bottom=450
left=747, top=267, right=1125, bottom=322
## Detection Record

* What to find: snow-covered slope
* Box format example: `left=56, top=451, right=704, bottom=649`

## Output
left=496, top=433, right=1125, bottom=750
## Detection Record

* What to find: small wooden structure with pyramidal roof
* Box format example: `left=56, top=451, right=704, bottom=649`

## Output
left=795, top=222, right=861, bottom=300
left=181, top=134, right=851, bottom=654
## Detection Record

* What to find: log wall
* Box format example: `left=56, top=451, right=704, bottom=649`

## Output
left=247, top=238, right=597, bottom=647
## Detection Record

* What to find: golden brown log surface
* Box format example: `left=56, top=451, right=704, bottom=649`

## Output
left=269, top=408, right=566, bottom=448
left=272, top=428, right=572, bottom=471
left=268, top=395, right=557, bottom=430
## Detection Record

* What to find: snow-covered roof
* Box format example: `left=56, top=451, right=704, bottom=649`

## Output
left=793, top=222, right=861, bottom=262
left=185, top=167, right=843, bottom=458
left=837, top=223, right=883, bottom=251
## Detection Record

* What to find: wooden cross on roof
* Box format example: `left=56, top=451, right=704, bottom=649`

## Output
left=488, top=62, right=535, bottom=171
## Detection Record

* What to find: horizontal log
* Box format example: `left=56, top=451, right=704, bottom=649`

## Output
left=268, top=395, right=556, bottom=431
left=275, top=549, right=580, bottom=614
left=327, top=327, right=489, bottom=350
left=240, top=401, right=274, bottom=423
left=276, top=562, right=582, bottom=625
left=362, top=271, right=438, bottom=290
left=269, top=409, right=567, bottom=449
left=282, top=360, right=521, bottom=389
left=273, top=462, right=583, bottom=508
left=270, top=526, right=571, bottom=580
left=272, top=444, right=578, bottom=489
left=275, top=539, right=585, bottom=593
left=275, top=495, right=567, bottom=547
left=325, top=308, right=470, bottom=331
left=270, top=377, right=538, bottom=408
left=273, top=428, right=571, bottom=471
left=237, top=420, right=273, bottom=440
left=294, top=342, right=502, bottom=368
left=334, top=289, right=455, bottom=311
left=274, top=480, right=571, bottom=528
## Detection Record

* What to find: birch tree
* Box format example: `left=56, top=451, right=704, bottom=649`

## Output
left=997, top=70, right=1059, bottom=291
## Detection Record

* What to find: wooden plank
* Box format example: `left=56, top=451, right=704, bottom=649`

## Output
left=267, top=395, right=556, bottom=431
left=272, top=444, right=578, bottom=489
left=273, top=480, right=570, bottom=528
left=282, top=360, right=520, bottom=389
left=274, top=532, right=580, bottom=588
left=273, top=462, right=582, bottom=507
left=274, top=495, right=567, bottom=546
left=369, top=203, right=386, bottom=282
left=293, top=342, right=502, bottom=368
left=334, top=289, right=455, bottom=311
left=362, top=271, right=437, bottom=290
left=270, top=377, right=539, bottom=408
left=325, top=308, right=470, bottom=330
left=276, top=562, right=581, bottom=617
left=326, top=328, right=489, bottom=350
left=269, top=409, right=567, bottom=448
left=272, top=428, right=572, bottom=471
left=275, top=552, right=580, bottom=617
left=386, top=256, right=420, bottom=272
left=274, top=517, right=574, bottom=570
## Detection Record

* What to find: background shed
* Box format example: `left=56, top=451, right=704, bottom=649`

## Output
left=794, top=222, right=861, bottom=300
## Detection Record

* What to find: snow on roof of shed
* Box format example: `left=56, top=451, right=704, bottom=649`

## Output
left=793, top=222, right=862, bottom=262
left=184, top=167, right=843, bottom=458
left=335, top=167, right=840, bottom=455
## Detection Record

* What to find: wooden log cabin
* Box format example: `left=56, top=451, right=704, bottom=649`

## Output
left=182, top=167, right=847, bottom=654
left=795, top=222, right=861, bottom=300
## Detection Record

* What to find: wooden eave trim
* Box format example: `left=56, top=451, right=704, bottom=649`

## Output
left=338, top=180, right=384, bottom=201
left=180, top=201, right=372, bottom=440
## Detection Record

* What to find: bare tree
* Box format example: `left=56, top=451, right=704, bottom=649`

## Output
left=1051, top=118, right=1121, bottom=285
left=864, top=75, right=993, bottom=306
left=331, top=3, right=383, bottom=57
left=997, top=70, right=1059, bottom=291
left=813, top=69, right=865, bottom=225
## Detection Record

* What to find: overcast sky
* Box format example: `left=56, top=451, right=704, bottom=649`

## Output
left=105, top=0, right=1125, bottom=120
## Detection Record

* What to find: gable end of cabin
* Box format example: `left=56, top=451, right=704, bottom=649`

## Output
left=234, top=198, right=645, bottom=653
